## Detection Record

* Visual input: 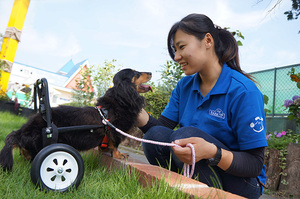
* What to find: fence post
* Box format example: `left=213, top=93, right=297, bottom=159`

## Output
left=272, top=68, right=277, bottom=117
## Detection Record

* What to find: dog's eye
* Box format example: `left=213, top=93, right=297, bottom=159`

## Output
left=135, top=72, right=141, bottom=78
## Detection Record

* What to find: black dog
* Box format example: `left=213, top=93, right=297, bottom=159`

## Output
left=0, top=69, right=152, bottom=171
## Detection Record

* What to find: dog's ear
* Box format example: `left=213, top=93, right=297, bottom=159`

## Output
left=113, top=69, right=135, bottom=86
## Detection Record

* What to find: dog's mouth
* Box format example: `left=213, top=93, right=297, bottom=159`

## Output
left=139, top=84, right=153, bottom=92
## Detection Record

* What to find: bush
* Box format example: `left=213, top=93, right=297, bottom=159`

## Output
left=266, top=129, right=300, bottom=150
left=142, top=84, right=171, bottom=119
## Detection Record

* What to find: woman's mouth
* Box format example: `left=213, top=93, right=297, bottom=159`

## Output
left=180, top=63, right=187, bottom=70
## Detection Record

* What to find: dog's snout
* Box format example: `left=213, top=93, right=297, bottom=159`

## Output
left=147, top=72, right=152, bottom=76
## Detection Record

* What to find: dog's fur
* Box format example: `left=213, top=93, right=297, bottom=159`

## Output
left=0, top=68, right=152, bottom=171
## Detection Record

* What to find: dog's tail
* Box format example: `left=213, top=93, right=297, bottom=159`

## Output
left=0, top=131, right=18, bottom=171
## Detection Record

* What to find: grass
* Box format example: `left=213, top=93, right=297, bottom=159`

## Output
left=0, top=111, right=189, bottom=198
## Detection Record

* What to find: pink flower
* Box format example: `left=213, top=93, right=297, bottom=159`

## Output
left=281, top=131, right=287, bottom=136
left=276, top=133, right=282, bottom=138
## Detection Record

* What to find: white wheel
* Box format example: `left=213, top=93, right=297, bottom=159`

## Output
left=31, top=144, right=84, bottom=192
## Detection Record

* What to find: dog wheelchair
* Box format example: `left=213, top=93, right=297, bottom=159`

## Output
left=30, top=78, right=104, bottom=192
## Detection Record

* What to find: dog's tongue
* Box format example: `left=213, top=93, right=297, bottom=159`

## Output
left=140, top=84, right=153, bottom=92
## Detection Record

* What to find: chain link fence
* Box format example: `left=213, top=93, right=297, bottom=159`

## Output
left=250, top=64, right=300, bottom=116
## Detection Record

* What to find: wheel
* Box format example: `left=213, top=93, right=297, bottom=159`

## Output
left=30, top=143, right=84, bottom=192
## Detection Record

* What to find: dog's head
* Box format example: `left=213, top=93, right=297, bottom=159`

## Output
left=113, top=68, right=152, bottom=93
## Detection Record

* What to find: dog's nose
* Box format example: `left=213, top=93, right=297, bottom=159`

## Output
left=147, top=72, right=152, bottom=76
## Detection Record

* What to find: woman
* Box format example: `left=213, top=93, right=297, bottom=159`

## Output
left=137, top=14, right=267, bottom=199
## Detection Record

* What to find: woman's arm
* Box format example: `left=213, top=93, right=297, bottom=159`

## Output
left=172, top=138, right=265, bottom=177
left=137, top=109, right=178, bottom=133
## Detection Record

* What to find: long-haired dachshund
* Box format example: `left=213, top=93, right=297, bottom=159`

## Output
left=0, top=68, right=152, bottom=171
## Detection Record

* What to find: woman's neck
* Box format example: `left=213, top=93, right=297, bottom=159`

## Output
left=199, top=60, right=222, bottom=97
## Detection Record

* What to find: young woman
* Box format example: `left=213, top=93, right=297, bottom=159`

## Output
left=137, top=14, right=268, bottom=199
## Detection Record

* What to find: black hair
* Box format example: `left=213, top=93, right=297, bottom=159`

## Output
left=167, top=13, right=254, bottom=81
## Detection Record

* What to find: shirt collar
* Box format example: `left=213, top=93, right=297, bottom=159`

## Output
left=191, top=63, right=232, bottom=95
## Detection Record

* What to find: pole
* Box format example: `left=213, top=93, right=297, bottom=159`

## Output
left=0, top=0, right=31, bottom=95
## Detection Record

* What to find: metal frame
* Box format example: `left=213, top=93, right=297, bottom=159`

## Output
left=33, top=78, right=103, bottom=147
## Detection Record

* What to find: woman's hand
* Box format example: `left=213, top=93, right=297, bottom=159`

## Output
left=171, top=137, right=233, bottom=170
left=171, top=137, right=217, bottom=165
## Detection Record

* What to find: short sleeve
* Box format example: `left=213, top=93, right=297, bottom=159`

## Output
left=230, top=90, right=268, bottom=150
left=161, top=82, right=181, bottom=123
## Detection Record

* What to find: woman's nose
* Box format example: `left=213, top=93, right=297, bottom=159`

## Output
left=174, top=51, right=182, bottom=62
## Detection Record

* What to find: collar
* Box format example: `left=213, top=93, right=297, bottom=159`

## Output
left=191, top=63, right=232, bottom=95
left=96, top=105, right=109, bottom=119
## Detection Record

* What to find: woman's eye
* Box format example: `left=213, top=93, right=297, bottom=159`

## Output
left=179, top=45, right=185, bottom=49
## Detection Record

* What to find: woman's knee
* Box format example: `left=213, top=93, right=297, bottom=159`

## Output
left=170, top=126, right=207, bottom=142
left=143, top=126, right=173, bottom=141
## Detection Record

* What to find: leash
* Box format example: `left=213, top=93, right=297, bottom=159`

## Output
left=95, top=106, right=195, bottom=178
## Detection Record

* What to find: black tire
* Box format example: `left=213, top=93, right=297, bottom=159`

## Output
left=30, top=143, right=84, bottom=192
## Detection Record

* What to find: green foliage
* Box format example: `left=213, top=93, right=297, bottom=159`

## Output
left=284, top=0, right=300, bottom=21
left=263, top=94, right=271, bottom=115
left=143, top=60, right=183, bottom=119
left=283, top=68, right=300, bottom=125
left=288, top=67, right=300, bottom=88
left=0, top=93, right=10, bottom=102
left=224, top=28, right=245, bottom=46
left=159, top=60, right=184, bottom=92
left=266, top=129, right=300, bottom=150
left=142, top=84, right=171, bottom=119
left=72, top=65, right=95, bottom=107
left=92, top=59, right=119, bottom=97
left=267, top=0, right=300, bottom=33
left=71, top=59, right=120, bottom=107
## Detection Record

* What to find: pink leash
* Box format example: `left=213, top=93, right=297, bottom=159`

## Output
left=96, top=107, right=195, bottom=178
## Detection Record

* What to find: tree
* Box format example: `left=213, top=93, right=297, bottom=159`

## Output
left=92, top=59, right=119, bottom=97
left=267, top=0, right=300, bottom=33
left=72, top=65, right=95, bottom=106
left=71, top=59, right=120, bottom=107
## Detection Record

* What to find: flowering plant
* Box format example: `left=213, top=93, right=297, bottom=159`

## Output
left=284, top=95, right=300, bottom=126
left=288, top=67, right=300, bottom=89
left=266, top=130, right=299, bottom=150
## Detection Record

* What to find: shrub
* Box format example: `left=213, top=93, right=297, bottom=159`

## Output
left=266, top=129, right=300, bottom=150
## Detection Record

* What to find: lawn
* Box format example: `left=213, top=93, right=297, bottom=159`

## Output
left=0, top=111, right=188, bottom=198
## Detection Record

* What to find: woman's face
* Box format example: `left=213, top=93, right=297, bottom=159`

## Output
left=173, top=29, right=209, bottom=75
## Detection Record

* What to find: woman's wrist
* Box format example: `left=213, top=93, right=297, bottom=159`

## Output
left=136, top=109, right=149, bottom=127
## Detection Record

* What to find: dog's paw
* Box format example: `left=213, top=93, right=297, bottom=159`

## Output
left=112, top=150, right=129, bottom=159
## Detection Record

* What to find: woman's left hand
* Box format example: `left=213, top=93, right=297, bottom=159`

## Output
left=171, top=137, right=217, bottom=165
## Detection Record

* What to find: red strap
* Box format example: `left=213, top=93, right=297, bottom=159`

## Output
left=101, top=134, right=109, bottom=148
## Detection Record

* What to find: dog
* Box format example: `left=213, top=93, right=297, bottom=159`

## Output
left=0, top=68, right=152, bottom=171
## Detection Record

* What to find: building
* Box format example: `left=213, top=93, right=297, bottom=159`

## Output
left=6, top=59, right=93, bottom=108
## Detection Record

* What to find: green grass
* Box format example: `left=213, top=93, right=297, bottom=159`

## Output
left=0, top=111, right=189, bottom=198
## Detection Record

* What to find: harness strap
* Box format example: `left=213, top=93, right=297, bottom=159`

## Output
left=97, top=105, right=110, bottom=149
left=101, top=134, right=109, bottom=148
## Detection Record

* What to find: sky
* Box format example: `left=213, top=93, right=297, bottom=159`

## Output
left=0, top=0, right=299, bottom=83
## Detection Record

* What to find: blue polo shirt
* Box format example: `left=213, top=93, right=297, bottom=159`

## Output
left=162, top=64, right=268, bottom=185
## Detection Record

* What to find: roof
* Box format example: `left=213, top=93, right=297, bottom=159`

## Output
left=65, top=59, right=87, bottom=77
left=57, top=59, right=75, bottom=75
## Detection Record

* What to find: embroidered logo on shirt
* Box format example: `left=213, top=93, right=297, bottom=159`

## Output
left=250, top=117, right=264, bottom=133
left=209, top=108, right=225, bottom=119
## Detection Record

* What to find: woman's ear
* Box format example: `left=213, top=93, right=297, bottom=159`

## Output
left=204, top=33, right=214, bottom=48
